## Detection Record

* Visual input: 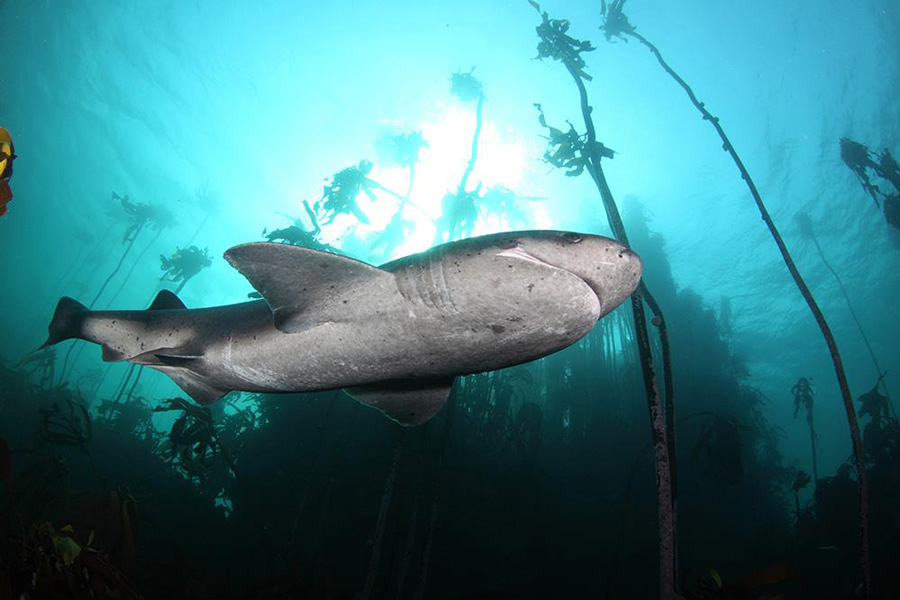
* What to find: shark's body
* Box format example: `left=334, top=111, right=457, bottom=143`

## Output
left=44, top=231, right=642, bottom=425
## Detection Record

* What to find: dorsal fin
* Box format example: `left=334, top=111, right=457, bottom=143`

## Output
left=148, top=290, right=186, bottom=311
left=224, top=243, right=397, bottom=333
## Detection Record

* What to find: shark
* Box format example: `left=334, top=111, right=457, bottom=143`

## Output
left=42, top=230, right=642, bottom=425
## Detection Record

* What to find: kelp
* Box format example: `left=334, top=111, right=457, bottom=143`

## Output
left=840, top=138, right=900, bottom=229
left=600, top=3, right=872, bottom=594
left=59, top=192, right=175, bottom=382
left=37, top=395, right=92, bottom=450
left=1, top=521, right=142, bottom=599
left=159, top=245, right=213, bottom=295
left=371, top=131, right=429, bottom=257
left=534, top=103, right=615, bottom=177
left=153, top=398, right=236, bottom=479
left=795, top=211, right=893, bottom=414
left=792, top=377, right=819, bottom=485
left=689, top=414, right=743, bottom=486
left=435, top=69, right=486, bottom=243
left=530, top=3, right=678, bottom=596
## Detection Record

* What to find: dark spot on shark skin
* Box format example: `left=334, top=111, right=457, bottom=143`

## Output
left=527, top=283, right=534, bottom=292
left=490, top=325, right=505, bottom=334
left=507, top=316, right=523, bottom=323
left=342, top=300, right=348, bottom=304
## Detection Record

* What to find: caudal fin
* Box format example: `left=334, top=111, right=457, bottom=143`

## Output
left=42, top=297, right=89, bottom=348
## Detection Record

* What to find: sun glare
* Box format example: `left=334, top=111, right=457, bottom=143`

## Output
left=284, top=104, right=545, bottom=261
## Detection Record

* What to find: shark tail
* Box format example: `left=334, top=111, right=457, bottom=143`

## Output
left=42, top=297, right=89, bottom=349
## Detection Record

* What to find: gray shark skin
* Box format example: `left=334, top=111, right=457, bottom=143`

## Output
left=43, top=231, right=642, bottom=426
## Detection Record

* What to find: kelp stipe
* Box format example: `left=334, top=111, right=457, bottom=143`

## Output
left=58, top=193, right=175, bottom=383
left=599, top=2, right=871, bottom=595
left=435, top=68, right=486, bottom=244
left=795, top=211, right=893, bottom=415
left=791, top=377, right=819, bottom=486
left=529, top=4, right=678, bottom=598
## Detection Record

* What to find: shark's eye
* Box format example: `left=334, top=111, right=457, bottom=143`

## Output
left=562, top=233, right=583, bottom=244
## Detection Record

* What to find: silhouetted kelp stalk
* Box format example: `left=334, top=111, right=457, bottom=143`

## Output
left=791, top=377, right=819, bottom=486
left=414, top=386, right=457, bottom=599
left=530, top=4, right=677, bottom=597
left=103, top=228, right=167, bottom=309
left=362, top=427, right=406, bottom=599
left=88, top=193, right=175, bottom=309
left=434, top=68, right=486, bottom=244
left=394, top=428, right=428, bottom=599
left=17, top=347, right=57, bottom=389
left=795, top=211, right=894, bottom=414
left=283, top=392, right=338, bottom=564
left=45, top=227, right=96, bottom=304
left=58, top=193, right=173, bottom=383
left=599, top=3, right=871, bottom=594
left=792, top=470, right=812, bottom=533
left=184, top=182, right=218, bottom=248
left=371, top=130, right=429, bottom=257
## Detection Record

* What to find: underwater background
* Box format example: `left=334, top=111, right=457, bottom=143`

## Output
left=0, top=0, right=898, bottom=598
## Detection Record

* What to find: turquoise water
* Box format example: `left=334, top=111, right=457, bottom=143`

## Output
left=1, top=1, right=898, bottom=597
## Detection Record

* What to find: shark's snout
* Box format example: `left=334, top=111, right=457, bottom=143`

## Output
left=590, top=246, right=642, bottom=317
left=495, top=234, right=642, bottom=319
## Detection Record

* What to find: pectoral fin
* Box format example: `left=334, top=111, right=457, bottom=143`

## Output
left=132, top=349, right=228, bottom=405
left=159, top=368, right=231, bottom=406
left=345, top=376, right=455, bottom=426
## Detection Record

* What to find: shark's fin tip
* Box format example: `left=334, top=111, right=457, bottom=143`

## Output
left=345, top=376, right=455, bottom=426
left=148, top=289, right=187, bottom=311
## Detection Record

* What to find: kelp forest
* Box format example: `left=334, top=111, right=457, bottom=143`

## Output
left=1, top=1, right=899, bottom=599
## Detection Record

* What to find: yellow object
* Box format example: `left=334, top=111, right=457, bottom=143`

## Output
left=0, top=127, right=12, bottom=179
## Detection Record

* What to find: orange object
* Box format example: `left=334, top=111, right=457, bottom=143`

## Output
left=0, top=180, right=11, bottom=216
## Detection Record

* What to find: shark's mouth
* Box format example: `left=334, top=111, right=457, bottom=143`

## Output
left=496, top=246, right=603, bottom=311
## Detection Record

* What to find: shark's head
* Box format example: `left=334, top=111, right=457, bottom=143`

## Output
left=490, top=230, right=642, bottom=318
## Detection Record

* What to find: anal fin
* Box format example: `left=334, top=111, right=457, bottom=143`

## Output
left=345, top=376, right=455, bottom=426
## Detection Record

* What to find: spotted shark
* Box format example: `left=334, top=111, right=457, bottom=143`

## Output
left=43, top=231, right=642, bottom=425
